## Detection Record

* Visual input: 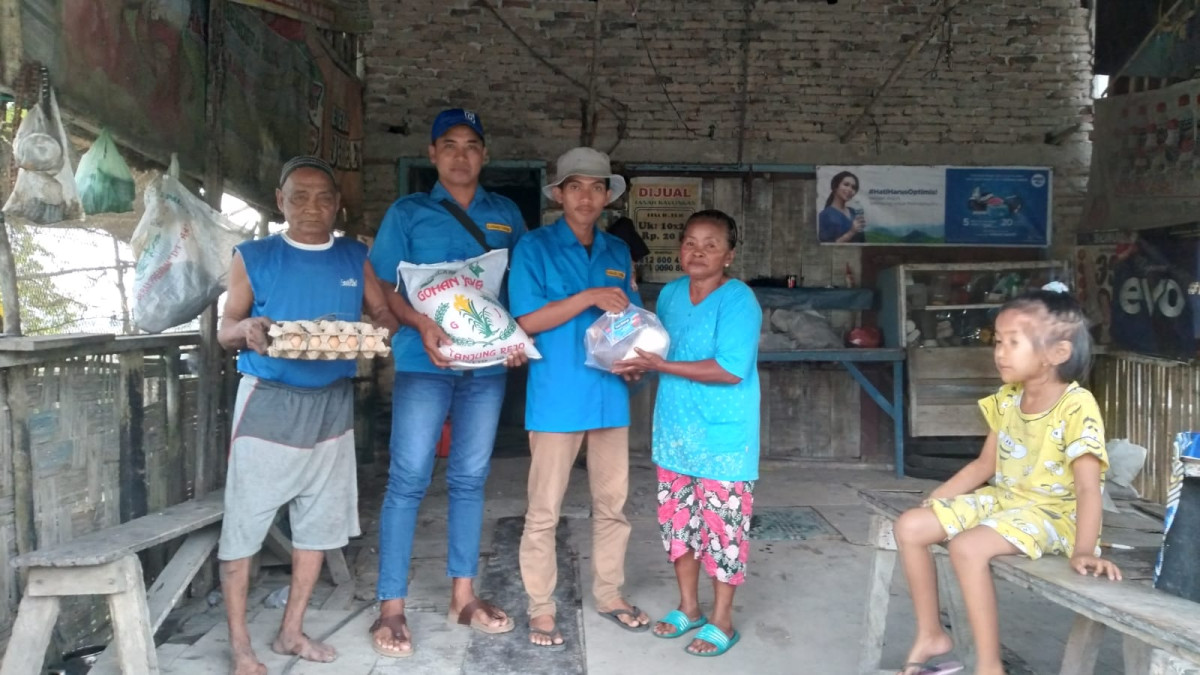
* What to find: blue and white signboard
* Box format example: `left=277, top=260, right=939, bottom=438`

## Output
left=816, top=165, right=1052, bottom=246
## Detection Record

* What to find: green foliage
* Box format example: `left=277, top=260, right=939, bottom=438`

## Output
left=6, top=223, right=88, bottom=335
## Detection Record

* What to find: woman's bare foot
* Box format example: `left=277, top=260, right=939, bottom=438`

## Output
left=898, top=631, right=955, bottom=674
left=528, top=614, right=564, bottom=647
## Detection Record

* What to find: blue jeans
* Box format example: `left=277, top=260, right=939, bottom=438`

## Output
left=376, top=372, right=506, bottom=601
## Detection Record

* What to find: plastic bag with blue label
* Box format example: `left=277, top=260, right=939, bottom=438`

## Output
left=584, top=305, right=671, bottom=372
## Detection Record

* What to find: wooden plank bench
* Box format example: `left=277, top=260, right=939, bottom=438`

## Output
left=0, top=491, right=225, bottom=675
left=858, top=489, right=1200, bottom=675
left=0, top=489, right=354, bottom=675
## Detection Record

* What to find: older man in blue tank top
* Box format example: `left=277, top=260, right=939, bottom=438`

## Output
left=216, top=156, right=397, bottom=675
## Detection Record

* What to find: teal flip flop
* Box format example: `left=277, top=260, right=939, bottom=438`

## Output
left=685, top=623, right=740, bottom=657
left=653, top=610, right=708, bottom=639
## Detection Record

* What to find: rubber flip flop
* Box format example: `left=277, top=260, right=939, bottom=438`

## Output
left=653, top=610, right=708, bottom=639
left=897, top=661, right=964, bottom=675
left=597, top=606, right=651, bottom=632
left=685, top=624, right=740, bottom=657
left=528, top=626, right=567, bottom=651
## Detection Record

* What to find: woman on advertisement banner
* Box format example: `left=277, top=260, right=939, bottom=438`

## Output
left=819, top=170, right=867, bottom=244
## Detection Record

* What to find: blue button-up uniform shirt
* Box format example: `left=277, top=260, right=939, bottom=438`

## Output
left=508, top=218, right=641, bottom=432
left=369, top=182, right=526, bottom=375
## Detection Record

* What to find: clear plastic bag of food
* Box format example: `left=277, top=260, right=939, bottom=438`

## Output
left=584, top=305, right=670, bottom=372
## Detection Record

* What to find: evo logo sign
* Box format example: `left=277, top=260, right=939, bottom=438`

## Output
left=1118, top=277, right=1187, bottom=318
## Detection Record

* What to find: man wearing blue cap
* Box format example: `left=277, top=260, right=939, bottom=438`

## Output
left=367, top=109, right=527, bottom=658
left=218, top=156, right=398, bottom=674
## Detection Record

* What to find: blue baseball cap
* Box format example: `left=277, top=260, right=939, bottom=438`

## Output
left=431, top=108, right=485, bottom=144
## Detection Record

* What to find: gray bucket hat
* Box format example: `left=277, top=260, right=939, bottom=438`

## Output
left=543, top=147, right=626, bottom=204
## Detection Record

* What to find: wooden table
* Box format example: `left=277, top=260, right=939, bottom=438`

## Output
left=857, top=488, right=1200, bottom=675
left=760, top=349, right=906, bottom=477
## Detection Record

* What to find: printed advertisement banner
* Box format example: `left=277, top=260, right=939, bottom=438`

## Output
left=1107, top=225, right=1200, bottom=361
left=629, top=177, right=703, bottom=283
left=816, top=165, right=1052, bottom=246
left=1084, top=80, right=1200, bottom=233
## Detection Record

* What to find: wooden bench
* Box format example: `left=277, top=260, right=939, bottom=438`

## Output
left=0, top=491, right=225, bottom=675
left=0, top=490, right=355, bottom=675
left=858, top=489, right=1200, bottom=675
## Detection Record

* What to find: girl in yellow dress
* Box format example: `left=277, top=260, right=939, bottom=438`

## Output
left=891, top=283, right=1123, bottom=675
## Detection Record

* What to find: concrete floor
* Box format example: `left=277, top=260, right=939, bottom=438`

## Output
left=155, top=450, right=1136, bottom=674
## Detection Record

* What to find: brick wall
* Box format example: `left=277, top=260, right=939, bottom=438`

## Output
left=363, top=0, right=1094, bottom=255
left=362, top=0, right=1093, bottom=460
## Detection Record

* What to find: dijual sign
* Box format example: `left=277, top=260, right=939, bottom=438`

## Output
left=815, top=165, right=1053, bottom=247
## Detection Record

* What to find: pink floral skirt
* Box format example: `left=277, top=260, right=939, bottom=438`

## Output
left=656, top=466, right=755, bottom=586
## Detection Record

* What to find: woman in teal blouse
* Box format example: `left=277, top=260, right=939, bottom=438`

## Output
left=614, top=209, right=761, bottom=657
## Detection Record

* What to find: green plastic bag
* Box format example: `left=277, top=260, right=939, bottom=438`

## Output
left=75, top=129, right=135, bottom=214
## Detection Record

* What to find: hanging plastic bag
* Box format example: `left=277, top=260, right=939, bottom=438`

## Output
left=75, top=129, right=135, bottom=214
left=2, top=90, right=83, bottom=225
left=130, top=159, right=248, bottom=332
left=584, top=305, right=670, bottom=372
left=398, top=249, right=541, bottom=370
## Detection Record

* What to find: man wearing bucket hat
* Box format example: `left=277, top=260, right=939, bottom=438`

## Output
left=367, top=109, right=527, bottom=658
left=508, top=147, right=649, bottom=648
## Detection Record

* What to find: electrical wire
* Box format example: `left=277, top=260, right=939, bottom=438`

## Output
left=629, top=7, right=697, bottom=137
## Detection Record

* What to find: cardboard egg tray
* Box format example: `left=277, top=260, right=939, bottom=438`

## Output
left=266, top=320, right=391, bottom=360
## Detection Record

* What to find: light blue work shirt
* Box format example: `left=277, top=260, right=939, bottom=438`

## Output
left=508, top=218, right=641, bottom=432
left=652, top=276, right=762, bottom=481
left=368, top=182, right=526, bottom=376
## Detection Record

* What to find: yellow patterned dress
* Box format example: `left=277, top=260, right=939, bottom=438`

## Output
left=929, top=382, right=1108, bottom=559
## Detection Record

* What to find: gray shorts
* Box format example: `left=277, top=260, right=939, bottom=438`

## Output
left=217, top=375, right=361, bottom=561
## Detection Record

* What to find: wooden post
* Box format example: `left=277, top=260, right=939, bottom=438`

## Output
left=1059, top=615, right=1107, bottom=675
left=0, top=0, right=21, bottom=87
left=191, top=0, right=227, bottom=598
left=118, top=351, right=148, bottom=524
left=195, top=0, right=227, bottom=501
left=163, top=347, right=183, bottom=505
left=6, top=367, right=34, bottom=562
left=0, top=213, right=23, bottom=336
left=858, top=515, right=897, bottom=675
left=111, top=235, right=131, bottom=334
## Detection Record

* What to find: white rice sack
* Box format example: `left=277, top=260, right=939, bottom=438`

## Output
left=584, top=306, right=671, bottom=372
left=398, top=249, right=541, bottom=370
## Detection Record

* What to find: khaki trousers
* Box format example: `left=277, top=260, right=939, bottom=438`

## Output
left=519, top=427, right=630, bottom=618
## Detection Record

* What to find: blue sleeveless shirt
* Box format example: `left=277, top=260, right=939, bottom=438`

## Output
left=236, top=234, right=367, bottom=388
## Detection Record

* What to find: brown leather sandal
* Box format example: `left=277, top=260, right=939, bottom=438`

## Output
left=447, top=598, right=515, bottom=634
left=369, top=613, right=414, bottom=659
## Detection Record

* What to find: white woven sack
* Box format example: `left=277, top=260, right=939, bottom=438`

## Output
left=398, top=249, right=541, bottom=370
